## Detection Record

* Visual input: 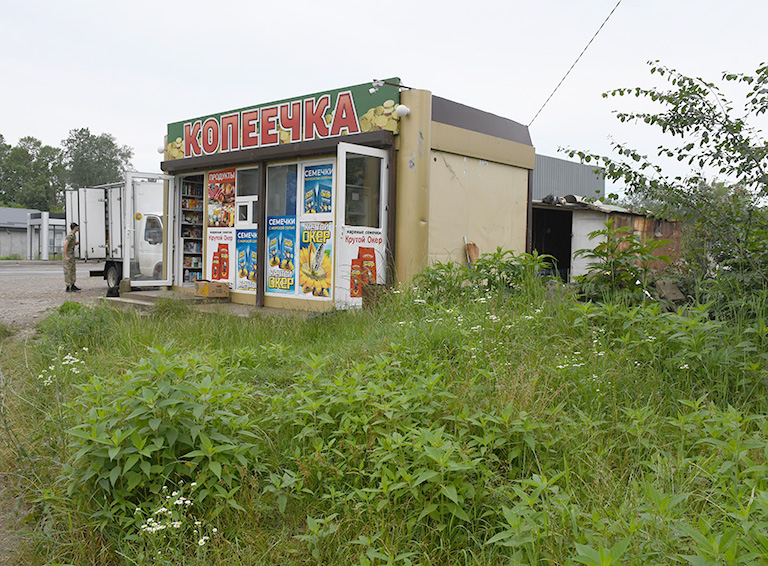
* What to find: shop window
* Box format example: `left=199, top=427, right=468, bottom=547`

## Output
left=345, top=155, right=381, bottom=227
left=267, top=164, right=298, bottom=217
left=236, top=167, right=259, bottom=226
left=237, top=168, right=259, bottom=196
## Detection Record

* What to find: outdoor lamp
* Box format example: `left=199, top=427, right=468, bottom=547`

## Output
left=369, top=79, right=414, bottom=94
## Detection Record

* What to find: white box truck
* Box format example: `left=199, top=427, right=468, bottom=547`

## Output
left=65, top=172, right=174, bottom=291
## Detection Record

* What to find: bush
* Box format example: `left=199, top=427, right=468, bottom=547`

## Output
left=64, top=345, right=262, bottom=529
left=413, top=249, right=556, bottom=304
left=574, top=219, right=670, bottom=302
left=37, top=302, right=118, bottom=352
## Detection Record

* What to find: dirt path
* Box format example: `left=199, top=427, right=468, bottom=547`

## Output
left=0, top=261, right=106, bottom=332
left=0, top=261, right=108, bottom=564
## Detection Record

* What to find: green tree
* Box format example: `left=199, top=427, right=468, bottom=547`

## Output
left=62, top=128, right=133, bottom=189
left=0, top=136, right=65, bottom=210
left=568, top=61, right=768, bottom=288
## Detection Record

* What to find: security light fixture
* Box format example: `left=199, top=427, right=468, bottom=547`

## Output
left=369, top=79, right=414, bottom=94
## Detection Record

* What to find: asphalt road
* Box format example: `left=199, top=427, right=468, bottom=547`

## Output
left=0, top=260, right=107, bottom=330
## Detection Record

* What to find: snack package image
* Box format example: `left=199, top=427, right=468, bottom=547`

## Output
left=282, top=235, right=294, bottom=272
left=211, top=251, right=221, bottom=280
left=303, top=164, right=333, bottom=214
left=218, top=243, right=229, bottom=280
left=269, top=234, right=280, bottom=267
left=358, top=247, right=377, bottom=285
left=350, top=258, right=363, bottom=298
left=249, top=250, right=258, bottom=281
left=238, top=250, right=247, bottom=278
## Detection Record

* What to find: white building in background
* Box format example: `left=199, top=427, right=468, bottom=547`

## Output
left=0, top=207, right=66, bottom=260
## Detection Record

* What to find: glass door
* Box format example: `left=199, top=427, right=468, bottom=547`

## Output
left=124, top=172, right=175, bottom=288
left=335, top=142, right=389, bottom=309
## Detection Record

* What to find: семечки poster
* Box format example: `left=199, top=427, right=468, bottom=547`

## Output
left=235, top=229, right=258, bottom=292
left=266, top=216, right=296, bottom=294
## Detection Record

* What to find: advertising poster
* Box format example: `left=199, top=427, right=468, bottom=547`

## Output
left=207, top=169, right=235, bottom=227
left=303, top=164, right=333, bottom=214
left=299, top=221, right=333, bottom=299
left=266, top=216, right=296, bottom=294
left=337, top=226, right=385, bottom=304
left=206, top=228, right=235, bottom=287
left=235, top=229, right=258, bottom=292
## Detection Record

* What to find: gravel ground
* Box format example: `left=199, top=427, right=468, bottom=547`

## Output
left=0, top=261, right=110, bottom=332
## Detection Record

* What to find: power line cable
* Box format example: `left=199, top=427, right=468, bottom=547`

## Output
left=528, top=0, right=624, bottom=127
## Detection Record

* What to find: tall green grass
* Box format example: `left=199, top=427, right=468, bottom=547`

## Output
left=2, top=258, right=768, bottom=564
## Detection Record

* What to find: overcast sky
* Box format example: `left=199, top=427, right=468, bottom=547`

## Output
left=2, top=0, right=766, bottom=189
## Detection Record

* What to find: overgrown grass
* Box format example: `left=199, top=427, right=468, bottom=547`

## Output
left=2, top=258, right=768, bottom=564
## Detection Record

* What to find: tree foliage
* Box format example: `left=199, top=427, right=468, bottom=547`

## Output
left=0, top=134, right=65, bottom=211
left=0, top=129, right=134, bottom=211
left=568, top=61, right=768, bottom=289
left=62, top=128, right=133, bottom=189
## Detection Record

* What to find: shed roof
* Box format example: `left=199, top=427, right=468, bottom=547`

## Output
left=0, top=207, right=37, bottom=229
left=535, top=194, right=656, bottom=217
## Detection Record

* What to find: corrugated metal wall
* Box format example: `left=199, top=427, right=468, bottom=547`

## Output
left=532, top=154, right=604, bottom=201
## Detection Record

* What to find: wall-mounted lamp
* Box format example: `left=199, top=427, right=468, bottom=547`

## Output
left=369, top=79, right=414, bottom=95
left=395, top=104, right=410, bottom=117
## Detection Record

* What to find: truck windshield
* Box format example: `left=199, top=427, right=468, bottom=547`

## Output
left=144, top=216, right=163, bottom=245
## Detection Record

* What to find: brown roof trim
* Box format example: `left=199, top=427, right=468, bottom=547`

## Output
left=431, top=96, right=532, bottom=147
left=161, top=130, right=395, bottom=174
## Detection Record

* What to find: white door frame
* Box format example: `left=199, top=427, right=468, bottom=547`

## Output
left=334, top=142, right=389, bottom=309
left=123, top=172, right=176, bottom=288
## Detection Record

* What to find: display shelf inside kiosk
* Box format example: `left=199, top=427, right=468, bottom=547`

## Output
left=180, top=176, right=204, bottom=283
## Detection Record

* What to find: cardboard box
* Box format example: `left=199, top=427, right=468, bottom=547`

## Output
left=194, top=280, right=230, bottom=299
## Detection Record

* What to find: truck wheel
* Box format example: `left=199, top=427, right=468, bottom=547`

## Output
left=153, top=263, right=163, bottom=280
left=106, top=264, right=121, bottom=290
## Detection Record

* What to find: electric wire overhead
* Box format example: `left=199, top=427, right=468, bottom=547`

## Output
left=528, top=0, right=624, bottom=127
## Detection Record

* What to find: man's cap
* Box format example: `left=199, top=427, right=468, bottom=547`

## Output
left=70, top=222, right=79, bottom=229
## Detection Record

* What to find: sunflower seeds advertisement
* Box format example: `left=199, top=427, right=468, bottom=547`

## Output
left=337, top=226, right=385, bottom=306
left=266, top=216, right=296, bottom=294
left=206, top=228, right=235, bottom=287
left=299, top=221, right=333, bottom=299
left=303, top=164, right=333, bottom=214
left=165, top=79, right=402, bottom=161
left=236, top=230, right=258, bottom=292
left=207, top=169, right=235, bottom=228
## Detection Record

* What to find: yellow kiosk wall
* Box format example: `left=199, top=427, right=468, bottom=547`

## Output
left=428, top=151, right=529, bottom=265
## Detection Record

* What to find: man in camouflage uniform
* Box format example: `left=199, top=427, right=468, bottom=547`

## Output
left=64, top=222, right=80, bottom=292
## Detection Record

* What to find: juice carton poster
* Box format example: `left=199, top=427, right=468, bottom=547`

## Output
left=303, top=164, right=333, bottom=214
left=266, top=216, right=296, bottom=294
left=299, top=221, right=333, bottom=299
left=236, top=229, right=258, bottom=292
left=206, top=228, right=235, bottom=287
left=207, top=169, right=235, bottom=227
